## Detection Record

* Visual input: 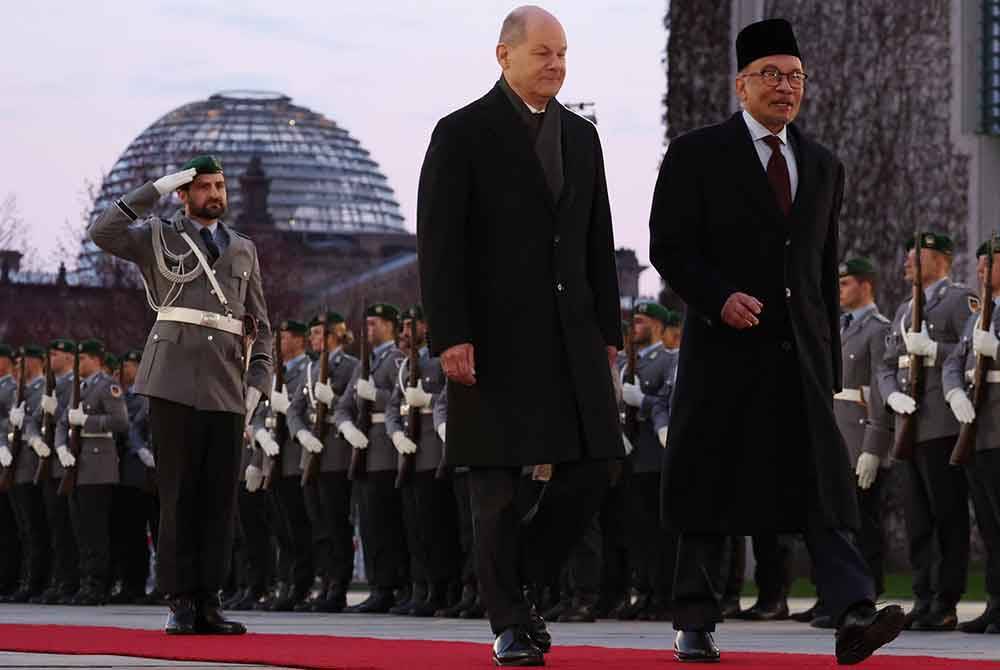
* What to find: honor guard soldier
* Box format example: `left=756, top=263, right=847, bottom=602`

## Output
left=288, top=311, right=359, bottom=612
left=942, top=238, right=1000, bottom=634
left=53, top=338, right=128, bottom=605
left=110, top=349, right=157, bottom=604
left=386, top=305, right=461, bottom=617
left=878, top=232, right=976, bottom=631
left=335, top=303, right=408, bottom=613
left=0, top=344, right=22, bottom=598
left=661, top=310, right=683, bottom=353
left=89, top=155, right=272, bottom=635
left=27, top=339, right=81, bottom=605
left=3, top=345, right=51, bottom=603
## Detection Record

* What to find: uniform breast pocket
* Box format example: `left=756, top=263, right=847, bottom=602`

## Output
left=230, top=257, right=252, bottom=304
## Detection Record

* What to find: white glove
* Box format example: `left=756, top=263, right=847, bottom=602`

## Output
left=40, top=393, right=58, bottom=415
left=973, top=327, right=999, bottom=359
left=339, top=421, right=369, bottom=450
left=297, top=429, right=324, bottom=454
left=946, top=388, right=976, bottom=424
left=137, top=447, right=156, bottom=468
left=314, top=381, right=336, bottom=406
left=0, top=446, right=12, bottom=468
left=68, top=405, right=88, bottom=427
left=622, top=433, right=634, bottom=456
left=887, top=391, right=917, bottom=415
left=391, top=431, right=418, bottom=455
left=153, top=167, right=197, bottom=195
left=29, top=436, right=51, bottom=458
left=245, top=387, right=262, bottom=418
left=245, top=465, right=263, bottom=492
left=658, top=426, right=668, bottom=448
left=903, top=326, right=938, bottom=359
left=622, top=382, right=644, bottom=408
left=437, top=422, right=446, bottom=443
left=856, top=452, right=880, bottom=490
left=56, top=445, right=76, bottom=468
left=355, top=377, right=377, bottom=402
left=270, top=386, right=290, bottom=414
left=404, top=381, right=432, bottom=409
left=8, top=402, right=25, bottom=429
left=254, top=428, right=280, bottom=457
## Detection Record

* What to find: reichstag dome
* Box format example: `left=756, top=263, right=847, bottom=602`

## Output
left=88, top=90, right=405, bottom=236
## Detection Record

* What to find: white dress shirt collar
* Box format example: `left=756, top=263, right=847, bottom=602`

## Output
left=742, top=110, right=788, bottom=146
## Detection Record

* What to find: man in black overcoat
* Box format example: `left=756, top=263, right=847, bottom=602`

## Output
left=648, top=19, right=904, bottom=665
left=416, top=6, right=623, bottom=667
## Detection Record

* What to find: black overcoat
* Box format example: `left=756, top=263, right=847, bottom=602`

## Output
left=648, top=112, right=859, bottom=534
left=416, top=83, right=623, bottom=468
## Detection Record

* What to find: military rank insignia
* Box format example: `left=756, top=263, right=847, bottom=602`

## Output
left=969, top=296, right=982, bottom=314
left=110, top=384, right=123, bottom=398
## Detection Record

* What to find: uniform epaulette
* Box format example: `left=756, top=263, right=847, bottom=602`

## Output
left=874, top=314, right=890, bottom=324
left=230, top=229, right=251, bottom=241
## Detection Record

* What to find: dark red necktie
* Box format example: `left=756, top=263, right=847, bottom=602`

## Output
left=763, top=135, right=792, bottom=216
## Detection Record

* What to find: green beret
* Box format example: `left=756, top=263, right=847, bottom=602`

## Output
left=279, top=319, right=308, bottom=335
left=663, top=310, right=683, bottom=328
left=122, top=349, right=142, bottom=364
left=78, top=339, right=105, bottom=357
left=308, top=311, right=345, bottom=329
left=104, top=353, right=119, bottom=369
left=366, top=303, right=400, bottom=322
left=0, top=344, right=14, bottom=360
left=838, top=257, right=877, bottom=277
left=181, top=154, right=224, bottom=175
left=403, top=305, right=424, bottom=322
left=906, top=232, right=953, bottom=255
left=19, top=345, right=45, bottom=360
left=635, top=301, right=672, bottom=326
left=976, top=235, right=1000, bottom=257
left=49, top=338, right=75, bottom=353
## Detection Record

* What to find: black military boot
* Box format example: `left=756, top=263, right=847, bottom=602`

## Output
left=902, top=598, right=932, bottom=630
left=541, top=594, right=571, bottom=622
left=436, top=583, right=476, bottom=617
left=293, top=576, right=329, bottom=612
left=195, top=592, right=246, bottom=635
left=229, top=587, right=264, bottom=611
left=558, top=594, right=599, bottom=623
left=311, top=580, right=348, bottom=613
left=165, top=595, right=198, bottom=634
left=390, top=582, right=422, bottom=615
left=911, top=603, right=958, bottom=632
left=30, top=581, right=62, bottom=605
left=410, top=581, right=449, bottom=617
left=637, top=595, right=673, bottom=622
left=958, top=599, right=1000, bottom=634
left=265, top=581, right=302, bottom=612
left=344, top=587, right=396, bottom=614
left=617, top=592, right=651, bottom=621
left=72, top=580, right=109, bottom=606
left=790, top=600, right=820, bottom=623
left=4, top=580, right=34, bottom=604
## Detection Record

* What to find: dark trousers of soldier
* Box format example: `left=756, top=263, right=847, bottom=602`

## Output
left=360, top=471, right=407, bottom=590
left=856, top=475, right=886, bottom=596
left=723, top=536, right=747, bottom=603
left=111, top=485, right=158, bottom=594
left=70, top=484, right=113, bottom=589
left=749, top=534, right=793, bottom=604
left=273, top=475, right=314, bottom=594
left=402, top=481, right=427, bottom=589
left=0, top=492, right=22, bottom=592
left=625, top=471, right=676, bottom=602
left=903, top=436, right=970, bottom=607
left=598, top=472, right=629, bottom=608
left=966, top=450, right=1000, bottom=604
left=304, top=472, right=354, bottom=587
left=236, top=488, right=274, bottom=594
left=404, top=470, right=461, bottom=588
left=9, top=483, right=50, bottom=593
left=452, top=471, right=478, bottom=591
left=562, top=513, right=602, bottom=603
left=468, top=459, right=610, bottom=635
left=43, top=479, right=79, bottom=592
left=150, top=398, right=242, bottom=596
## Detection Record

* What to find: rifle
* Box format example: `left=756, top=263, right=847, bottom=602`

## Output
left=622, top=316, right=640, bottom=445
left=348, top=301, right=371, bottom=482
left=57, top=347, right=82, bottom=496
left=32, top=355, right=57, bottom=484
left=262, top=333, right=286, bottom=490
left=0, top=357, right=27, bottom=493
left=891, top=232, right=926, bottom=461
left=951, top=235, right=997, bottom=465
left=395, top=330, right=420, bottom=489
left=301, top=314, right=329, bottom=487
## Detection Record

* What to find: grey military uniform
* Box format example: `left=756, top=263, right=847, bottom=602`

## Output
left=835, top=306, right=893, bottom=465
left=24, top=372, right=75, bottom=478
left=14, top=377, right=45, bottom=485
left=273, top=354, right=311, bottom=477
left=333, top=342, right=405, bottom=473
left=0, top=374, right=15, bottom=451
left=287, top=349, right=359, bottom=473
left=120, top=389, right=151, bottom=489
left=943, top=305, right=1000, bottom=452
left=55, top=372, right=128, bottom=486
left=878, top=277, right=977, bottom=441
left=386, top=348, right=446, bottom=472
left=616, top=343, right=673, bottom=474
left=88, top=182, right=272, bottom=413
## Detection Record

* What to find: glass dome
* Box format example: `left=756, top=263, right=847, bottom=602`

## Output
left=88, top=90, right=404, bottom=237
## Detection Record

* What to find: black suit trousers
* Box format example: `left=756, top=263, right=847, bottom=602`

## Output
left=304, top=471, right=354, bottom=587
left=111, top=485, right=157, bottom=592
left=236, top=488, right=274, bottom=593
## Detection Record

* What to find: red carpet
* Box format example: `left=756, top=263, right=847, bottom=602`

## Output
left=0, top=624, right=994, bottom=669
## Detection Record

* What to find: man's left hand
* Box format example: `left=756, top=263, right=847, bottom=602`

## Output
left=68, top=405, right=88, bottom=427
left=903, top=326, right=937, bottom=358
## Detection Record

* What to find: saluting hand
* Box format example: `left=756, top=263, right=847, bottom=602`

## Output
left=442, top=343, right=476, bottom=386
left=153, top=168, right=197, bottom=196
left=721, top=293, right=763, bottom=330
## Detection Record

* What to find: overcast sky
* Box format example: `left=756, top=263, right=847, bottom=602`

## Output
left=2, top=1, right=668, bottom=296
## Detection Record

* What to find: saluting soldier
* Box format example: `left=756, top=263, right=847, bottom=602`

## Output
left=386, top=305, right=461, bottom=617
left=335, top=303, right=408, bottom=614
left=288, top=311, right=359, bottom=612
left=89, top=155, right=272, bottom=635
left=0, top=344, right=23, bottom=598
left=53, top=339, right=128, bottom=605
left=877, top=232, right=976, bottom=631
left=942, top=238, right=1000, bottom=635
left=3, top=346, right=51, bottom=603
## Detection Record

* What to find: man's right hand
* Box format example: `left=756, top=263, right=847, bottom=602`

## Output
left=441, top=343, right=476, bottom=386
left=721, top=293, right=763, bottom=330
left=245, top=465, right=263, bottom=492
left=254, top=428, right=280, bottom=457
left=8, top=402, right=25, bottom=429
left=339, top=422, right=369, bottom=450
left=887, top=391, right=917, bottom=415
left=153, top=168, right=197, bottom=196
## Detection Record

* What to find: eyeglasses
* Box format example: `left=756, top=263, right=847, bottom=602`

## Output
left=742, top=68, right=809, bottom=89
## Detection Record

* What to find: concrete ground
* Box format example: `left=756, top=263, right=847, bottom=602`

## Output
left=1, top=596, right=997, bottom=668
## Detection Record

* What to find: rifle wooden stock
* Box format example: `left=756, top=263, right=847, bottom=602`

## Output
left=623, top=317, right=639, bottom=445
left=0, top=358, right=27, bottom=493
left=262, top=334, right=286, bottom=491
left=33, top=357, right=56, bottom=485
left=348, top=301, right=371, bottom=482
left=395, top=336, right=420, bottom=489
left=892, top=232, right=926, bottom=462
left=301, top=316, right=330, bottom=487
left=57, top=349, right=82, bottom=497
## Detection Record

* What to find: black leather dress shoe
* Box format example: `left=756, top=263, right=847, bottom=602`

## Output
left=528, top=610, right=552, bottom=653
left=557, top=598, right=597, bottom=623
left=492, top=627, right=544, bottom=667
left=458, top=595, right=486, bottom=619
left=810, top=614, right=836, bottom=629
left=436, top=585, right=477, bottom=617
left=790, top=601, right=819, bottom=623
left=911, top=606, right=957, bottom=631
left=735, top=599, right=789, bottom=621
left=674, top=631, right=720, bottom=663
left=230, top=589, right=263, bottom=611
left=985, top=622, right=1000, bottom=634
left=902, top=600, right=931, bottom=630
left=835, top=603, right=904, bottom=665
left=541, top=597, right=570, bottom=622
left=617, top=593, right=651, bottom=621
left=195, top=594, right=246, bottom=635
left=165, top=597, right=198, bottom=634
left=720, top=597, right=742, bottom=619
left=344, top=588, right=396, bottom=614
left=958, top=605, right=1000, bottom=634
